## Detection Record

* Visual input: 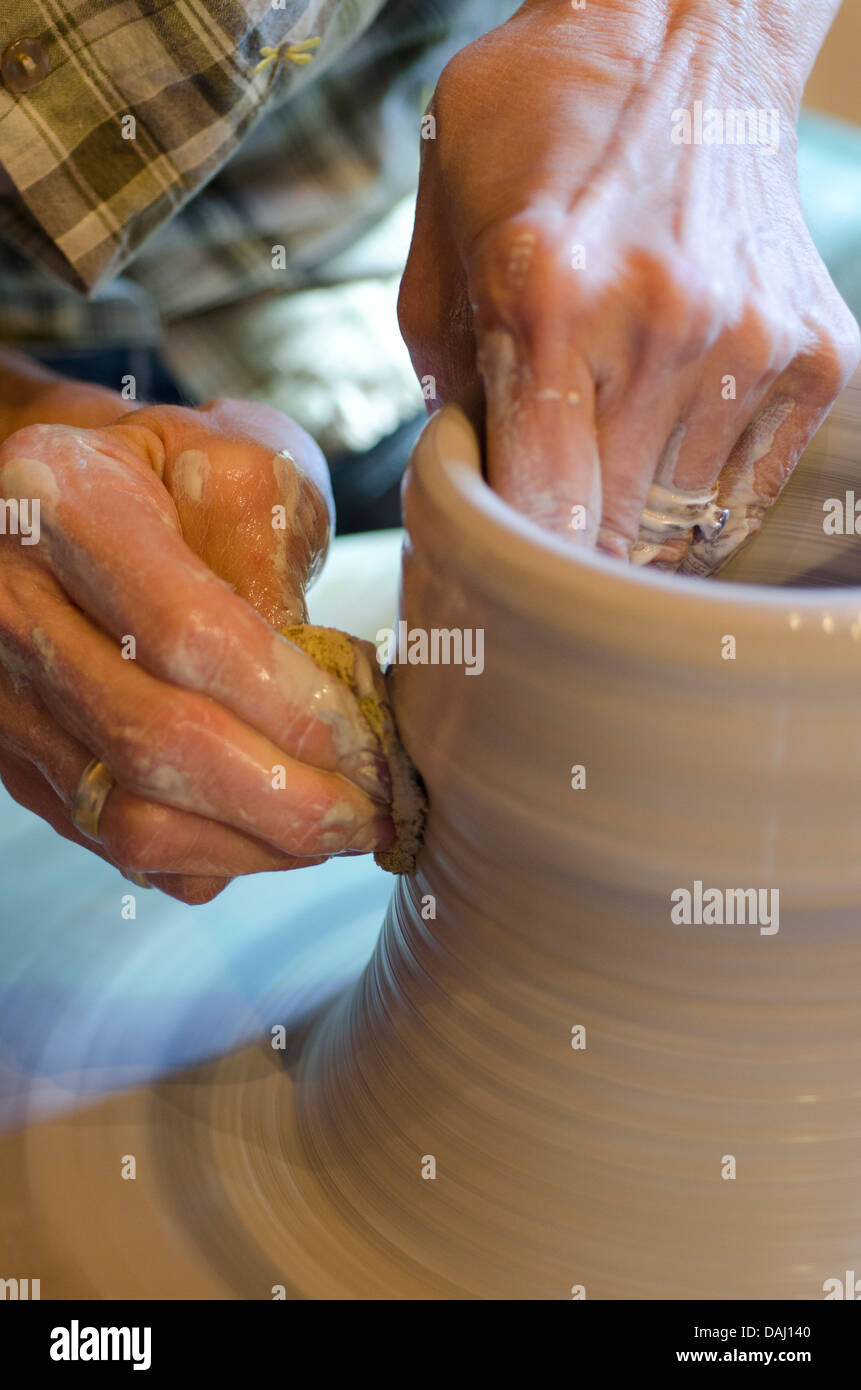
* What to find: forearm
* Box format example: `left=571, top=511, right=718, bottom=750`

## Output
left=0, top=347, right=132, bottom=441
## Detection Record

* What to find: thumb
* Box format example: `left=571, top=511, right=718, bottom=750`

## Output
left=111, top=398, right=334, bottom=627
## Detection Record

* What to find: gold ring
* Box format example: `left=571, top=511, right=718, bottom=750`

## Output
left=70, top=758, right=115, bottom=841
left=121, top=868, right=153, bottom=890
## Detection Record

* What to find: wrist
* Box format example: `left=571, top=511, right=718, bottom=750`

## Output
left=0, top=352, right=132, bottom=441
left=511, top=0, right=840, bottom=113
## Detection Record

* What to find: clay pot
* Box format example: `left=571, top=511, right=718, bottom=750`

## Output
left=295, top=375, right=861, bottom=1298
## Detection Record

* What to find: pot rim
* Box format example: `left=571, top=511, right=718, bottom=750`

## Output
left=404, top=403, right=861, bottom=670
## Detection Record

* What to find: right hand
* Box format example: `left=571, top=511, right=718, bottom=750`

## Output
left=398, top=0, right=859, bottom=571
left=0, top=393, right=394, bottom=904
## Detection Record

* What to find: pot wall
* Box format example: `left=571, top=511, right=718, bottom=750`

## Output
left=298, top=397, right=861, bottom=1298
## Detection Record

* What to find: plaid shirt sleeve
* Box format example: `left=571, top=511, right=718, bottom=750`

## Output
left=0, top=0, right=389, bottom=293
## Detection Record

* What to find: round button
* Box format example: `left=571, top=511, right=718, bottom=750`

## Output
left=1, top=36, right=50, bottom=95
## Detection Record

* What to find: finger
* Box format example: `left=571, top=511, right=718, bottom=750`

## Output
left=595, top=358, right=762, bottom=570
left=682, top=320, right=860, bottom=575
left=682, top=393, right=810, bottom=575
left=99, top=791, right=328, bottom=878
left=589, top=267, right=787, bottom=567
left=0, top=749, right=229, bottom=904
left=0, top=423, right=390, bottom=801
left=125, top=399, right=335, bottom=628
left=621, top=309, right=791, bottom=569
left=682, top=382, right=835, bottom=577
left=592, top=368, right=692, bottom=562
left=0, top=565, right=394, bottom=858
left=1, top=751, right=231, bottom=905
left=667, top=328, right=787, bottom=496
left=470, top=221, right=601, bottom=542
left=479, top=326, right=600, bottom=542
left=0, top=745, right=119, bottom=869
left=0, top=662, right=330, bottom=876
left=145, top=874, right=231, bottom=905
left=594, top=290, right=812, bottom=570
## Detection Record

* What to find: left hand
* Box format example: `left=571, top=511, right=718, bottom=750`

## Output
left=0, top=390, right=393, bottom=903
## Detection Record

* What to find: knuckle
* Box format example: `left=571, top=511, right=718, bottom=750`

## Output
left=156, top=604, right=228, bottom=691
left=172, top=876, right=230, bottom=905
left=801, top=309, right=861, bottom=400
left=432, top=48, right=471, bottom=111
left=103, top=816, right=146, bottom=872
left=105, top=798, right=173, bottom=872
left=397, top=258, right=428, bottom=349
left=1, top=422, right=54, bottom=459
left=105, top=701, right=183, bottom=793
left=725, top=303, right=798, bottom=382
left=680, top=292, right=723, bottom=359
left=105, top=729, right=153, bottom=790
left=597, top=517, right=637, bottom=559
left=470, top=216, right=569, bottom=334
left=631, top=251, right=723, bottom=357
left=0, top=424, right=57, bottom=489
left=196, top=395, right=239, bottom=419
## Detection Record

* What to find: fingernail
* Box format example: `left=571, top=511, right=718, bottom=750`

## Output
left=320, top=828, right=352, bottom=852
left=352, top=755, right=392, bottom=804
left=282, top=595, right=309, bottom=627
left=350, top=817, right=395, bottom=854
left=597, top=523, right=632, bottom=561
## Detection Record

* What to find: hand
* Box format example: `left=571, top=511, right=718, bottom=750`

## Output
left=398, top=0, right=860, bottom=571
left=0, top=389, right=394, bottom=904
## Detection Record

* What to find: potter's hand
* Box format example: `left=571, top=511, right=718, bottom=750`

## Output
left=398, top=0, right=860, bottom=571
left=0, top=394, right=393, bottom=904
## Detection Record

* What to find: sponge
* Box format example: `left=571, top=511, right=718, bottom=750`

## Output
left=282, top=624, right=427, bottom=874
